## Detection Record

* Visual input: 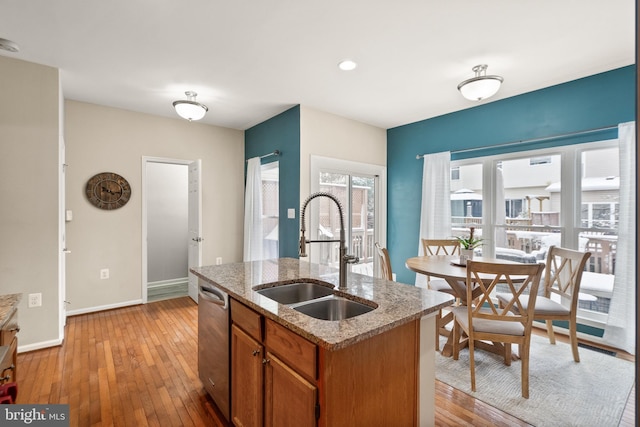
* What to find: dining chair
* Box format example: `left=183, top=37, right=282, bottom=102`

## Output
left=374, top=242, right=393, bottom=280
left=452, top=260, right=544, bottom=398
left=496, top=245, right=591, bottom=362
left=421, top=239, right=460, bottom=350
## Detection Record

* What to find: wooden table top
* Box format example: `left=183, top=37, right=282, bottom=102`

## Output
left=405, top=255, right=523, bottom=280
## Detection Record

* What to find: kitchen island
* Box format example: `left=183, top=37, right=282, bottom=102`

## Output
left=191, top=258, right=453, bottom=427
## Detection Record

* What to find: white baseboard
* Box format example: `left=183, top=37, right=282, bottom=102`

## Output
left=66, top=299, right=143, bottom=317
left=147, top=277, right=189, bottom=289
left=18, top=338, right=63, bottom=353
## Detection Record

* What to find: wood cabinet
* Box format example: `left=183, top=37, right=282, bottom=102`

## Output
left=0, top=307, right=18, bottom=385
left=229, top=298, right=421, bottom=427
left=264, top=351, right=316, bottom=427
left=231, top=324, right=264, bottom=427
left=231, top=299, right=318, bottom=427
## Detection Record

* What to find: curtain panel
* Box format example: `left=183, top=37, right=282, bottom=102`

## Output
left=416, top=152, right=452, bottom=287
left=243, top=157, right=264, bottom=262
left=602, top=121, right=636, bottom=354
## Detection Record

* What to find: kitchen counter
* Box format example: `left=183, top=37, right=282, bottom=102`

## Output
left=0, top=294, right=21, bottom=328
left=191, top=257, right=453, bottom=350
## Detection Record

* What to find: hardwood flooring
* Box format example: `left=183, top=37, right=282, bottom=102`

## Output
left=16, top=297, right=636, bottom=426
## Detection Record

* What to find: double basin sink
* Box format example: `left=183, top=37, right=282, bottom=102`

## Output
left=254, top=282, right=376, bottom=321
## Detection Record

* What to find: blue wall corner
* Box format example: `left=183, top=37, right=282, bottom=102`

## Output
left=387, top=65, right=636, bottom=284
left=245, top=105, right=301, bottom=258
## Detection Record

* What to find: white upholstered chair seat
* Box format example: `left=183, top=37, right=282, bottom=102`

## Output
left=451, top=306, right=525, bottom=336
left=496, top=294, right=571, bottom=316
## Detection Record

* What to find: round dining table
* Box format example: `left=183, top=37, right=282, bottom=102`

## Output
left=405, top=255, right=525, bottom=302
left=405, top=254, right=528, bottom=357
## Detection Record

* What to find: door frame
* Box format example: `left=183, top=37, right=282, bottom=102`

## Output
left=309, top=155, right=387, bottom=272
left=141, top=156, right=199, bottom=303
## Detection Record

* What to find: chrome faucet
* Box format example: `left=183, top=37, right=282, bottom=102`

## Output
left=299, top=192, right=359, bottom=290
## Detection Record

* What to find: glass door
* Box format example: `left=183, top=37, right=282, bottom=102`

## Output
left=308, top=157, right=384, bottom=278
left=314, top=172, right=376, bottom=276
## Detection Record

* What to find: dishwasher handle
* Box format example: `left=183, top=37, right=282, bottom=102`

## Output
left=199, top=285, right=228, bottom=309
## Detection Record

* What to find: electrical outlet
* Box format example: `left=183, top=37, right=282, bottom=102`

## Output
left=28, top=293, right=42, bottom=308
left=100, top=268, right=110, bottom=279
left=216, top=257, right=222, bottom=265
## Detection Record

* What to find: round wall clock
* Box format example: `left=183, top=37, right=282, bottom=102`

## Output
left=85, top=172, right=132, bottom=210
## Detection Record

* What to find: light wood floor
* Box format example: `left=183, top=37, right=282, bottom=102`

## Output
left=16, top=297, right=636, bottom=426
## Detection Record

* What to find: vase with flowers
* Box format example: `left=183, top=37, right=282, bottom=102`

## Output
left=455, top=227, right=483, bottom=266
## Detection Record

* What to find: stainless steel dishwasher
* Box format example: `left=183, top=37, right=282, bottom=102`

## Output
left=198, top=282, right=230, bottom=421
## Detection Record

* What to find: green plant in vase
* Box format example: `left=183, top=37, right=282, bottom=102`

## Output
left=455, top=226, right=483, bottom=250
left=455, top=227, right=483, bottom=265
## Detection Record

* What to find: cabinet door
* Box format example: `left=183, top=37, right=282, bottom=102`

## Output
left=264, top=352, right=317, bottom=427
left=231, top=324, right=263, bottom=427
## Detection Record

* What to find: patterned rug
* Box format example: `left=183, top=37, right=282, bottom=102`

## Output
left=435, top=334, right=635, bottom=427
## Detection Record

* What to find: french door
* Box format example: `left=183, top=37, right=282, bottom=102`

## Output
left=309, top=156, right=386, bottom=278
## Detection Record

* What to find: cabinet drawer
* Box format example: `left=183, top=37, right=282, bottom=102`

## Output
left=265, top=319, right=316, bottom=382
left=231, top=299, right=263, bottom=342
left=0, top=309, right=18, bottom=346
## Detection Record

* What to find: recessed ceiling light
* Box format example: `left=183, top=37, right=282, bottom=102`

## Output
left=338, top=59, right=357, bottom=71
left=0, top=38, right=19, bottom=53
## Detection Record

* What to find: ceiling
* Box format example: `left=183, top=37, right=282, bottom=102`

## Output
left=0, top=1, right=635, bottom=130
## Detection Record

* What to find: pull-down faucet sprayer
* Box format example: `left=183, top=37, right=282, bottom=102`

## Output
left=299, top=192, right=359, bottom=290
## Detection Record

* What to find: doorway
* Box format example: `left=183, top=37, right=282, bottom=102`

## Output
left=142, top=157, right=201, bottom=303
left=309, top=156, right=387, bottom=277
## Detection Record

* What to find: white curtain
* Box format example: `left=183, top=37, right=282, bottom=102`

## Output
left=602, top=121, right=635, bottom=354
left=416, top=152, right=452, bottom=287
left=243, top=157, right=264, bottom=262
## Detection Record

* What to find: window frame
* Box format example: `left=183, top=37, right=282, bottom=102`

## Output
left=451, top=138, right=620, bottom=328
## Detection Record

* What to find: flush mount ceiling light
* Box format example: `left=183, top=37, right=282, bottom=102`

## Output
left=338, top=59, right=357, bottom=71
left=0, top=38, right=19, bottom=53
left=457, top=64, right=503, bottom=101
left=172, top=91, right=208, bottom=121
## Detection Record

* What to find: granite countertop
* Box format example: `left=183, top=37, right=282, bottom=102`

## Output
left=0, top=294, right=22, bottom=329
left=191, top=258, right=453, bottom=351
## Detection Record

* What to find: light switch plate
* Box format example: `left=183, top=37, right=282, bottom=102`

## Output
left=287, top=208, right=295, bottom=219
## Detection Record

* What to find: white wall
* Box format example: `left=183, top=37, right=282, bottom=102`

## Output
left=299, top=106, right=387, bottom=202
left=0, top=56, right=61, bottom=348
left=65, top=100, right=244, bottom=314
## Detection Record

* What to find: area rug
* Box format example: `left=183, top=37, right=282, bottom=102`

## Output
left=435, top=334, right=635, bottom=427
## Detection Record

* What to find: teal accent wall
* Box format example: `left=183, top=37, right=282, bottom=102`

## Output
left=387, top=66, right=636, bottom=284
left=245, top=105, right=301, bottom=258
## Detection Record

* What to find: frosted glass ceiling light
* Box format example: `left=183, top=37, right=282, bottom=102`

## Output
left=173, top=91, right=208, bottom=121
left=457, top=64, right=503, bottom=101
left=338, top=59, right=357, bottom=71
left=0, top=38, right=19, bottom=53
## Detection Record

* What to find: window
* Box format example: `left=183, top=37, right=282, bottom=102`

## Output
left=450, top=139, right=624, bottom=328
left=529, top=156, right=552, bottom=165
left=261, top=162, right=279, bottom=259
left=310, top=156, right=386, bottom=278
left=450, top=163, right=483, bottom=236
left=451, top=166, right=460, bottom=180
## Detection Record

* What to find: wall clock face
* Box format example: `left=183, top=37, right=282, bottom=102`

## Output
left=86, top=172, right=132, bottom=210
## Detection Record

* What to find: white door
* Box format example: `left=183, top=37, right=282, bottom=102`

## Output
left=59, top=136, right=68, bottom=338
left=188, top=160, right=202, bottom=303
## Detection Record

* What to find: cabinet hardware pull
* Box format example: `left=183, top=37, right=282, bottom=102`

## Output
left=10, top=327, right=20, bottom=333
left=252, top=349, right=260, bottom=356
left=0, top=376, right=10, bottom=381
left=262, top=358, right=270, bottom=365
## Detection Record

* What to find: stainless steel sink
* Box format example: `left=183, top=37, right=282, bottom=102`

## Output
left=255, top=282, right=334, bottom=305
left=292, top=296, right=375, bottom=321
